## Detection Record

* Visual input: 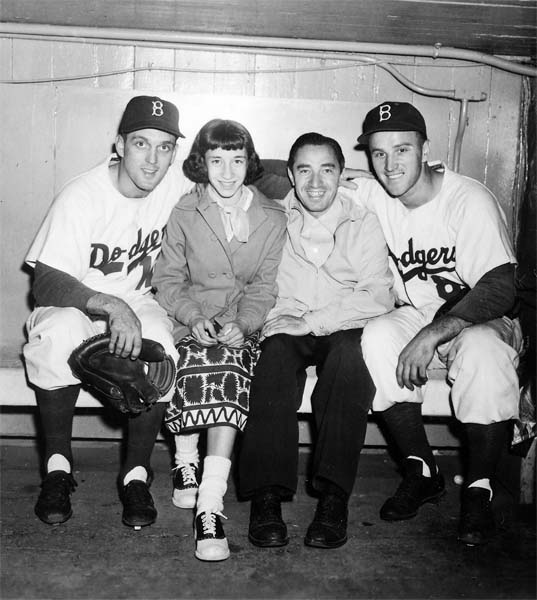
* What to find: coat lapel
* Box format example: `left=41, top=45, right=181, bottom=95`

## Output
left=196, top=188, right=234, bottom=264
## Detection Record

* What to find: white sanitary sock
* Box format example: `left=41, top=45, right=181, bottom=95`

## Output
left=123, top=466, right=148, bottom=486
left=196, top=455, right=231, bottom=515
left=174, top=432, right=200, bottom=466
left=46, top=453, right=71, bottom=474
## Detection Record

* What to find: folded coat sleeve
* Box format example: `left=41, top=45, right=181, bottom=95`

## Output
left=303, top=211, right=395, bottom=335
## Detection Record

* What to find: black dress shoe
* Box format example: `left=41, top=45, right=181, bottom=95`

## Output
left=380, top=458, right=446, bottom=521
left=458, top=487, right=495, bottom=546
left=35, top=470, right=77, bottom=525
left=305, top=492, right=348, bottom=549
left=121, top=480, right=157, bottom=529
left=248, top=489, right=289, bottom=547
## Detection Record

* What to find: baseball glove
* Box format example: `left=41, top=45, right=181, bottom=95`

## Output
left=68, top=333, right=176, bottom=414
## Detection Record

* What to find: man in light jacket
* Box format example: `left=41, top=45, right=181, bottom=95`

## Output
left=239, top=132, right=394, bottom=549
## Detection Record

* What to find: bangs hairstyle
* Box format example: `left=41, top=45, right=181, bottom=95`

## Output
left=287, top=132, right=345, bottom=172
left=183, top=119, right=263, bottom=185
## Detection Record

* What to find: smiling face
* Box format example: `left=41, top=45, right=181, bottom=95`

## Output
left=115, top=129, right=177, bottom=198
left=288, top=144, right=341, bottom=217
left=205, top=147, right=248, bottom=204
left=369, top=130, right=429, bottom=204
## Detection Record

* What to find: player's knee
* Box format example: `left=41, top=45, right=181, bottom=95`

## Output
left=29, top=307, right=92, bottom=346
left=361, top=317, right=395, bottom=361
left=453, top=325, right=506, bottom=367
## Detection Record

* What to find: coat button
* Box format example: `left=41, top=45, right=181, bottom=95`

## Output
left=208, top=272, right=216, bottom=278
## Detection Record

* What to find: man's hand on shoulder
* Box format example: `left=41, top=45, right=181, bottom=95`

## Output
left=339, top=167, right=375, bottom=190
left=86, top=293, right=142, bottom=359
left=261, top=314, right=311, bottom=340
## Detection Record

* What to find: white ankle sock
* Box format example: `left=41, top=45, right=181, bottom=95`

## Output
left=174, top=432, right=200, bottom=467
left=123, top=466, right=148, bottom=486
left=46, top=454, right=71, bottom=474
left=407, top=455, right=432, bottom=478
left=468, top=478, right=493, bottom=500
left=196, top=455, right=231, bottom=515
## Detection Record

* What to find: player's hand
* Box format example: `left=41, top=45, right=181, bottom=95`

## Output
left=190, top=317, right=218, bottom=347
left=261, top=315, right=311, bottom=339
left=339, top=167, right=375, bottom=190
left=106, top=301, right=143, bottom=360
left=216, top=322, right=245, bottom=347
left=85, top=293, right=142, bottom=359
left=396, top=329, right=438, bottom=390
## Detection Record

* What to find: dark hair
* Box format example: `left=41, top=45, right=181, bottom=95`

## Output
left=183, top=119, right=263, bottom=185
left=287, top=132, right=345, bottom=171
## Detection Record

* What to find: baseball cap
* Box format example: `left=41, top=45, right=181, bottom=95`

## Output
left=118, top=95, right=184, bottom=138
left=357, top=101, right=427, bottom=145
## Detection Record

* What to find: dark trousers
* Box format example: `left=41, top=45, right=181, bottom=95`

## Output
left=239, top=328, right=375, bottom=498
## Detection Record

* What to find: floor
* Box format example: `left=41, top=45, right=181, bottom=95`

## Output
left=1, top=440, right=535, bottom=600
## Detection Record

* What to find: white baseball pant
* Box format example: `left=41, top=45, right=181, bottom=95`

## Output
left=361, top=305, right=523, bottom=424
left=23, top=295, right=178, bottom=403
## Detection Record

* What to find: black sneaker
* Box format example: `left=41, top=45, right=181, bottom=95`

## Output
left=458, top=487, right=495, bottom=546
left=35, top=470, right=77, bottom=525
left=248, top=489, right=289, bottom=547
left=194, top=511, right=230, bottom=561
left=172, top=463, right=200, bottom=509
left=121, top=480, right=157, bottom=529
left=304, top=492, right=348, bottom=549
left=380, top=458, right=446, bottom=521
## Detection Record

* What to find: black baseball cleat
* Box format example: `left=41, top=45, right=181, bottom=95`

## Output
left=121, top=480, right=157, bottom=529
left=304, top=492, right=348, bottom=549
left=458, top=487, right=495, bottom=546
left=380, top=457, right=446, bottom=521
left=35, top=470, right=77, bottom=525
left=248, top=488, right=289, bottom=547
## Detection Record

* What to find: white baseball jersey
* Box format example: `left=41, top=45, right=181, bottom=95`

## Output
left=26, top=157, right=192, bottom=304
left=345, top=166, right=515, bottom=321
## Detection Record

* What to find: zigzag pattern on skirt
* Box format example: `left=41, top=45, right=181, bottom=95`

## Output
left=165, top=402, right=248, bottom=434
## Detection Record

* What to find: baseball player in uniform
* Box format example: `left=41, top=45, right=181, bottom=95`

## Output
left=24, top=95, right=192, bottom=528
left=353, top=101, right=523, bottom=545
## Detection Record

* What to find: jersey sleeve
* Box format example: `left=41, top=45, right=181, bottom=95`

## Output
left=25, top=178, right=97, bottom=282
left=451, top=179, right=515, bottom=288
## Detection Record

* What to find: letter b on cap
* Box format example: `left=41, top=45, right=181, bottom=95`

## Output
left=379, top=104, right=392, bottom=123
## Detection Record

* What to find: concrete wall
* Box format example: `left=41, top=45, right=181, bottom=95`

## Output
left=0, top=36, right=525, bottom=367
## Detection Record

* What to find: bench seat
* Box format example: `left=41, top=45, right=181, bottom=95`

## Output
left=1, top=365, right=453, bottom=416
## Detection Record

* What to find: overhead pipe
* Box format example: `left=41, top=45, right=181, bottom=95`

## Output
left=1, top=23, right=535, bottom=77
left=1, top=22, right=533, bottom=171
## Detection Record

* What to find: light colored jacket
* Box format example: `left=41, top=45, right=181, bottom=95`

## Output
left=268, top=189, right=395, bottom=335
left=153, top=184, right=287, bottom=341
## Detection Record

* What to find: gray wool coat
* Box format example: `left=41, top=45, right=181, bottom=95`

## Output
left=153, top=184, right=287, bottom=342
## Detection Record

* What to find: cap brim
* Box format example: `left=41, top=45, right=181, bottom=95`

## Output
left=121, top=123, right=184, bottom=139
left=357, top=126, right=426, bottom=146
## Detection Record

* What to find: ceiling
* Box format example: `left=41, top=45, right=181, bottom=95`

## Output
left=1, top=0, right=536, bottom=58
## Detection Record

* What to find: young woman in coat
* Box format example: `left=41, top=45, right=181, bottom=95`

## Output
left=153, top=119, right=287, bottom=561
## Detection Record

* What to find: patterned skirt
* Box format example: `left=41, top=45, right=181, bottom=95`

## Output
left=164, top=334, right=260, bottom=434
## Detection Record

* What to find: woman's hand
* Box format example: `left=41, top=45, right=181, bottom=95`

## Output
left=190, top=317, right=218, bottom=347
left=216, top=322, right=245, bottom=347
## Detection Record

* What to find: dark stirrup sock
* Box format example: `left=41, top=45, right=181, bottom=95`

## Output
left=122, top=402, right=166, bottom=477
left=381, top=402, right=437, bottom=476
left=464, top=421, right=510, bottom=484
left=35, top=385, right=80, bottom=467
